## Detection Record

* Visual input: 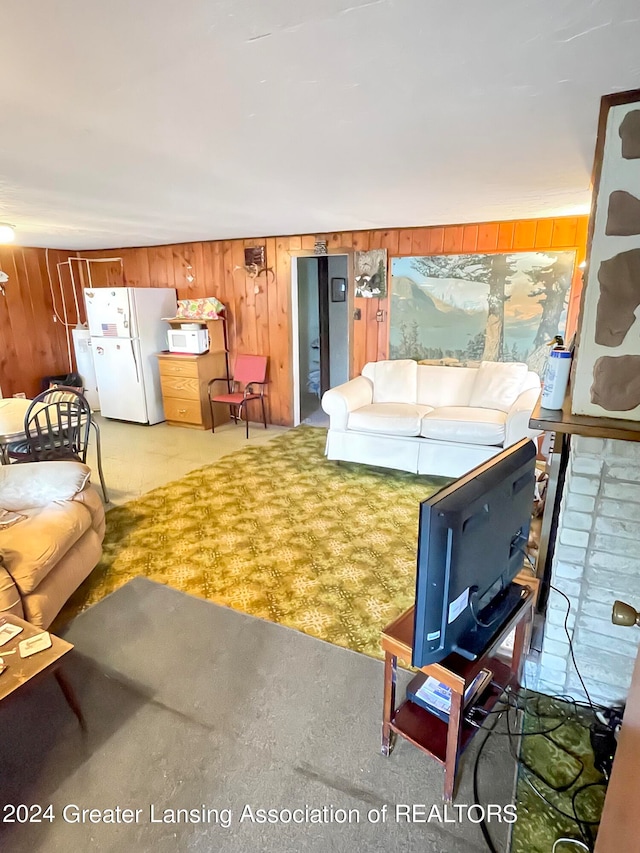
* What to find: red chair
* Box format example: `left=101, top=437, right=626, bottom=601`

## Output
left=208, top=355, right=268, bottom=438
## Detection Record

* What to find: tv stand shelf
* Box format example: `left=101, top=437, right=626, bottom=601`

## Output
left=380, top=583, right=534, bottom=802
left=390, top=658, right=511, bottom=766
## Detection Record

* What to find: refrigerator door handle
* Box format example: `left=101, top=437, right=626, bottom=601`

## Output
left=130, top=340, right=140, bottom=384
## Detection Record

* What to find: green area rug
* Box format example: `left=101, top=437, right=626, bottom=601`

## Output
left=58, top=426, right=448, bottom=658
left=511, top=695, right=606, bottom=852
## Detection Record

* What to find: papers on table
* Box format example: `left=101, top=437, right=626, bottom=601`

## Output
left=0, top=622, right=23, bottom=647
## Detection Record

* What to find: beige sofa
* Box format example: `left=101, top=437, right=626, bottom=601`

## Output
left=0, top=461, right=105, bottom=628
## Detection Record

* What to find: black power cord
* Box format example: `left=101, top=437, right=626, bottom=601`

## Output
left=472, top=700, right=505, bottom=853
left=548, top=583, right=597, bottom=716
left=469, top=583, right=510, bottom=629
left=515, top=544, right=598, bottom=714
left=493, top=691, right=603, bottom=852
left=471, top=687, right=581, bottom=852
left=466, top=548, right=615, bottom=852
left=572, top=780, right=608, bottom=850
left=470, top=679, right=610, bottom=852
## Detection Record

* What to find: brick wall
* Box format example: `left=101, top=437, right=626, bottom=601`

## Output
left=529, top=436, right=640, bottom=706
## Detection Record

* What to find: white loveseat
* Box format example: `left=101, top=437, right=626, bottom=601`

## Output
left=321, top=359, right=541, bottom=478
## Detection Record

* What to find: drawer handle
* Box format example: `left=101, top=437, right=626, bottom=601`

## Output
left=178, top=408, right=187, bottom=414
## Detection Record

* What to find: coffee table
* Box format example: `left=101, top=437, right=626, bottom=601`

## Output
left=0, top=399, right=40, bottom=462
left=0, top=613, right=85, bottom=729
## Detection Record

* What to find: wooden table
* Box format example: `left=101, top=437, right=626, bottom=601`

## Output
left=0, top=613, right=85, bottom=729
left=0, top=398, right=36, bottom=456
left=381, top=583, right=534, bottom=802
left=0, top=398, right=63, bottom=464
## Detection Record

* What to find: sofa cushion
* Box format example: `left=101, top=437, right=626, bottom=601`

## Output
left=421, top=407, right=507, bottom=446
left=363, top=360, right=418, bottom=404
left=0, top=501, right=93, bottom=595
left=417, top=365, right=478, bottom=408
left=349, top=403, right=434, bottom=436
left=23, top=529, right=104, bottom=629
left=468, top=361, right=528, bottom=413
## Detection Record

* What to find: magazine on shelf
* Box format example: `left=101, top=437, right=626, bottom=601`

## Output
left=406, top=668, right=493, bottom=722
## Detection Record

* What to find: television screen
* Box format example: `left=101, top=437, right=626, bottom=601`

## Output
left=412, top=438, right=536, bottom=668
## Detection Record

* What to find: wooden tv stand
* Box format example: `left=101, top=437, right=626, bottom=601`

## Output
left=380, top=581, right=534, bottom=802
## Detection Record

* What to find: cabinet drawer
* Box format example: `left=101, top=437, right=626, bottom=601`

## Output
left=164, top=397, right=203, bottom=425
left=160, top=375, right=200, bottom=400
left=158, top=359, right=199, bottom=379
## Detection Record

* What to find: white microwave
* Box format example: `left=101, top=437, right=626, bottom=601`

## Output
left=167, top=328, right=209, bottom=354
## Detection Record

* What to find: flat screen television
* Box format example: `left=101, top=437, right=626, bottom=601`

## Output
left=412, top=438, right=536, bottom=668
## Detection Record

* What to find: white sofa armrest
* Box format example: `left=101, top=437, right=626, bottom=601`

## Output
left=0, top=461, right=92, bottom=511
left=505, top=388, right=543, bottom=447
left=322, top=376, right=373, bottom=431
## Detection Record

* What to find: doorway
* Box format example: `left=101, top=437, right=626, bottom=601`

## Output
left=293, top=254, right=350, bottom=424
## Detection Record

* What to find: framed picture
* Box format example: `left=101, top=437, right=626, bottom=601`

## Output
left=389, top=250, right=577, bottom=374
left=354, top=248, right=387, bottom=297
left=331, top=277, right=346, bottom=302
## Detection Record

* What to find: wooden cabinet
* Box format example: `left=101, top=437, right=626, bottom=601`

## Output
left=156, top=350, right=228, bottom=430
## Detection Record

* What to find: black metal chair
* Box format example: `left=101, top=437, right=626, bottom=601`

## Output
left=6, top=387, right=109, bottom=502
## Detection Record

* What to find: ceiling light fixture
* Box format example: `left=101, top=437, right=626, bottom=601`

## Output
left=0, top=223, right=16, bottom=244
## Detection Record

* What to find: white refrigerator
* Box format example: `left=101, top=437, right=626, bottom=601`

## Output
left=84, top=287, right=177, bottom=424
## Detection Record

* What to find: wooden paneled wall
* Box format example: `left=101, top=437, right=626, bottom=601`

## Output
left=0, top=215, right=588, bottom=419
left=352, top=217, right=589, bottom=384
left=0, top=246, right=79, bottom=398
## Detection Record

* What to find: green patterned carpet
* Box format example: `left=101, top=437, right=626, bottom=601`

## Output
left=57, top=426, right=449, bottom=658
left=512, top=695, right=606, bottom=852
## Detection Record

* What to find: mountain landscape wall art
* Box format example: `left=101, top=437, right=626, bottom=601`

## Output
left=389, top=250, right=577, bottom=375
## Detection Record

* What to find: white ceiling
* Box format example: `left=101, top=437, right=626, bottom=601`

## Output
left=1, top=0, right=640, bottom=250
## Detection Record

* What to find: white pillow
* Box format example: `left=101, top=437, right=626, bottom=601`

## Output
left=0, top=461, right=91, bottom=510
left=469, top=361, right=528, bottom=413
left=372, top=360, right=418, bottom=404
